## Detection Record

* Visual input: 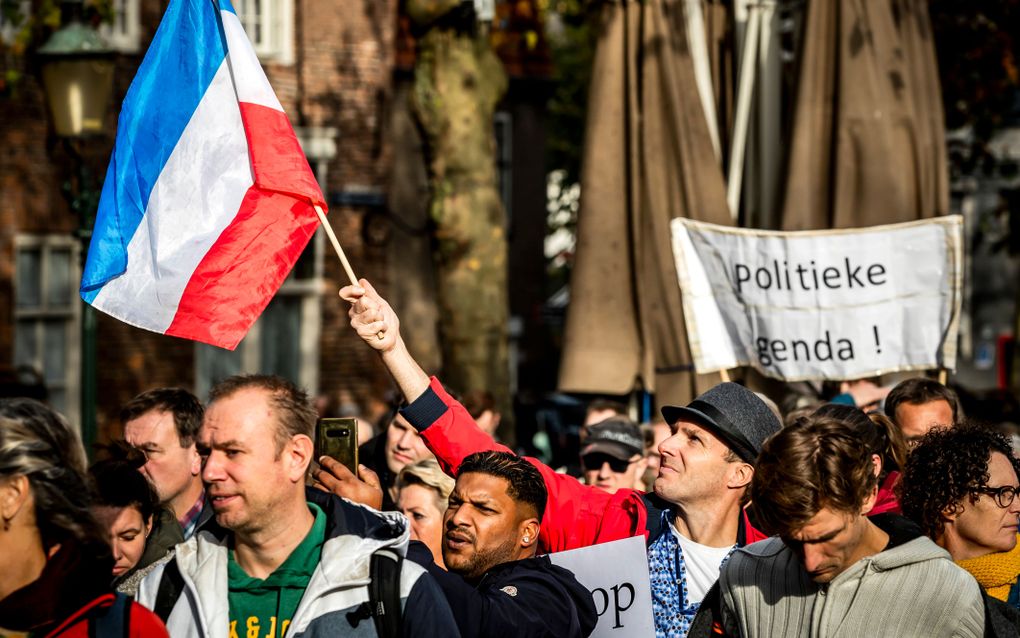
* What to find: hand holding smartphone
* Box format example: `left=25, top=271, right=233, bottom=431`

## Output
left=315, top=417, right=359, bottom=475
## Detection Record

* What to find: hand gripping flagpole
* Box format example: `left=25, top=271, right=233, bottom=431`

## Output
left=313, top=204, right=385, bottom=340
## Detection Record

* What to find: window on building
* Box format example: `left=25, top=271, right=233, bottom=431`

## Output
left=13, top=236, right=81, bottom=424
left=233, top=0, right=294, bottom=64
left=99, top=0, right=141, bottom=53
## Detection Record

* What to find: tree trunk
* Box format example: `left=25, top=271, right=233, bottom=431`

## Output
left=409, top=2, right=511, bottom=427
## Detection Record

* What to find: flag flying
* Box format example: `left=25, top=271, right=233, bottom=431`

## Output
left=80, top=0, right=325, bottom=350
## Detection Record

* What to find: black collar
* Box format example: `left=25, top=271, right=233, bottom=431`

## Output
left=870, top=513, right=923, bottom=550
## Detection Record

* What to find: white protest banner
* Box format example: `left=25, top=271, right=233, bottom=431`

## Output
left=669, top=216, right=963, bottom=381
left=548, top=535, right=654, bottom=637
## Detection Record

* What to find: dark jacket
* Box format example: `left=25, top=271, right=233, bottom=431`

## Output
left=986, top=593, right=1020, bottom=638
left=113, top=507, right=184, bottom=593
left=113, top=506, right=184, bottom=597
left=191, top=496, right=216, bottom=536
left=407, top=541, right=596, bottom=638
left=360, top=432, right=398, bottom=511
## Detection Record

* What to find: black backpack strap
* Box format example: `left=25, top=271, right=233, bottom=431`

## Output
left=153, top=558, right=185, bottom=624
left=89, top=592, right=131, bottom=637
left=369, top=547, right=404, bottom=638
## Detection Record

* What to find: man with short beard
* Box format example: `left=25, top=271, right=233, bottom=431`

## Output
left=342, top=279, right=781, bottom=637
left=413, top=450, right=596, bottom=638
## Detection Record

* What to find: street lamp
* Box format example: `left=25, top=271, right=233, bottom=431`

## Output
left=38, top=4, right=114, bottom=137
left=37, top=1, right=114, bottom=452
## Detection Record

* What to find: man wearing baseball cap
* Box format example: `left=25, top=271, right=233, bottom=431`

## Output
left=581, top=417, right=649, bottom=493
left=340, top=279, right=783, bottom=638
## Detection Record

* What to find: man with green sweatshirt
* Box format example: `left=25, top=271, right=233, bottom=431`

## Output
left=137, top=374, right=459, bottom=638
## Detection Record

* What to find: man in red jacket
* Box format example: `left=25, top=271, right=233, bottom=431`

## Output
left=341, top=280, right=781, bottom=637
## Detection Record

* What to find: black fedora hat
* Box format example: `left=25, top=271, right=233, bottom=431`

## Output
left=660, top=383, right=780, bottom=464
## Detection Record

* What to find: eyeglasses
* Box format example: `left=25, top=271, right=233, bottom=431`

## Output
left=581, top=453, right=634, bottom=473
left=973, top=485, right=1020, bottom=509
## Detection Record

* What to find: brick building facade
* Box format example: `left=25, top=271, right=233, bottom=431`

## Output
left=0, top=0, right=550, bottom=446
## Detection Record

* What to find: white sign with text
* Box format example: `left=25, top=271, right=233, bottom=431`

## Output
left=669, top=216, right=964, bottom=381
left=549, top=535, right=655, bottom=637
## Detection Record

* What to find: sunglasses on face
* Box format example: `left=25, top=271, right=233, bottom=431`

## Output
left=973, top=485, right=1020, bottom=509
left=581, top=453, right=633, bottom=473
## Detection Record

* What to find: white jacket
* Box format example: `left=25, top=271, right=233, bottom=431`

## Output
left=136, top=490, right=459, bottom=638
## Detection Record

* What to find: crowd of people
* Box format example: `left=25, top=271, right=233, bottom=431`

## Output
left=0, top=277, right=1018, bottom=637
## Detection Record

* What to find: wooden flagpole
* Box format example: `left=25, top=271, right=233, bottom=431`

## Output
left=938, top=368, right=948, bottom=386
left=314, top=204, right=384, bottom=339
left=314, top=204, right=359, bottom=286
left=719, top=368, right=731, bottom=383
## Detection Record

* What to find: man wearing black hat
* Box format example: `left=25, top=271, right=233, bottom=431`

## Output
left=581, top=418, right=648, bottom=493
left=340, top=279, right=783, bottom=638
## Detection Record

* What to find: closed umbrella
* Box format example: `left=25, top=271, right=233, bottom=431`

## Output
left=781, top=0, right=949, bottom=230
left=559, top=0, right=731, bottom=403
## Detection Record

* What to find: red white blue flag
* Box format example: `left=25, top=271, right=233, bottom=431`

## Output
left=80, top=0, right=324, bottom=350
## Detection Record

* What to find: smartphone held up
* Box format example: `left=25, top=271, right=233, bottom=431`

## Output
left=315, top=417, right=359, bottom=475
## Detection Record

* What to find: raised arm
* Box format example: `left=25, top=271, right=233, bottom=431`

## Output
left=340, top=279, right=431, bottom=403
left=340, top=279, right=511, bottom=476
left=340, top=280, right=649, bottom=552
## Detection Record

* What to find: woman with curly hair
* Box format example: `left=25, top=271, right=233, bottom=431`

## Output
left=900, top=423, right=1020, bottom=620
left=0, top=399, right=168, bottom=637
